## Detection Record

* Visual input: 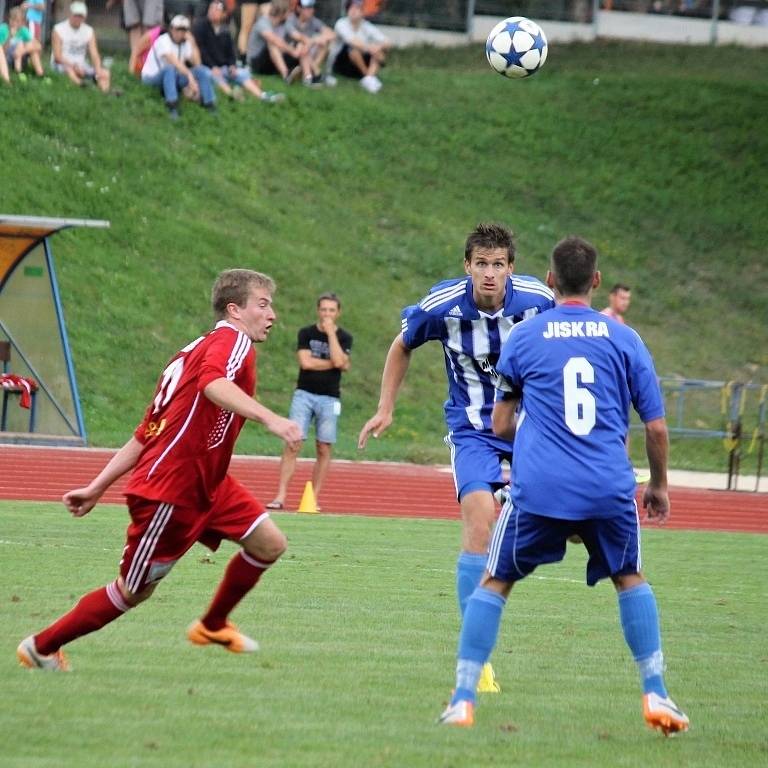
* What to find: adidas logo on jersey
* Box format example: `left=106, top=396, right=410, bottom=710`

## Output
left=448, top=305, right=463, bottom=317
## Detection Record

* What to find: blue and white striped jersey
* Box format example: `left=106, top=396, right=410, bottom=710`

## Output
left=401, top=274, right=554, bottom=432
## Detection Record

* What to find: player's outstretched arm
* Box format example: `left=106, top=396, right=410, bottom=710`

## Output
left=203, top=378, right=302, bottom=449
left=642, top=417, right=670, bottom=523
left=357, top=335, right=412, bottom=449
left=62, top=436, right=144, bottom=517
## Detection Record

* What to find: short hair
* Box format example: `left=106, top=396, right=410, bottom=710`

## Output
left=609, top=283, right=631, bottom=294
left=211, top=269, right=276, bottom=320
left=550, top=236, right=598, bottom=296
left=317, top=292, right=341, bottom=309
left=269, top=0, right=289, bottom=15
left=464, top=222, right=515, bottom=264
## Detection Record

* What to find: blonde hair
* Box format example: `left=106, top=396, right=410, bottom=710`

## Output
left=211, top=269, right=276, bottom=320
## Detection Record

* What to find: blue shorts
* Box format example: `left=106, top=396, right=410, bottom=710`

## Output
left=289, top=388, right=340, bottom=444
left=486, top=503, right=641, bottom=586
left=445, top=428, right=513, bottom=501
left=211, top=66, right=252, bottom=88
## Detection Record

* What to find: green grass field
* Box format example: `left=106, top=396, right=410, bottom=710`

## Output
left=2, top=501, right=765, bottom=767
left=2, top=41, right=766, bottom=473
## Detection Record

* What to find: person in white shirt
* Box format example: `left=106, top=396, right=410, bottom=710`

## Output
left=330, top=0, right=391, bottom=93
left=141, top=14, right=217, bottom=120
left=51, top=1, right=111, bottom=92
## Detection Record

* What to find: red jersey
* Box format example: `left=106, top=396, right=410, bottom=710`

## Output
left=124, top=321, right=256, bottom=509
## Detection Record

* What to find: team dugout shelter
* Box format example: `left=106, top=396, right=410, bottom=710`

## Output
left=0, top=215, right=109, bottom=445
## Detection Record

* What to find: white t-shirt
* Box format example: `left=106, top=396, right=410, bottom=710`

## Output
left=52, top=19, right=94, bottom=68
left=333, top=16, right=387, bottom=47
left=142, top=33, right=194, bottom=78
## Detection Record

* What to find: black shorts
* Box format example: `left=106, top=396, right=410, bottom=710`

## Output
left=332, top=44, right=371, bottom=79
left=249, top=46, right=299, bottom=75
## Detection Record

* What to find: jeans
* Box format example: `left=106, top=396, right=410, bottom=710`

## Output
left=142, top=64, right=215, bottom=106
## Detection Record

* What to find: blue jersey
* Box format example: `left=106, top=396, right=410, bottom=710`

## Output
left=496, top=303, right=664, bottom=519
left=401, top=274, right=554, bottom=432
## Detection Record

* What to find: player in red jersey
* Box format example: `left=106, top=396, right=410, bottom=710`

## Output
left=17, top=269, right=303, bottom=670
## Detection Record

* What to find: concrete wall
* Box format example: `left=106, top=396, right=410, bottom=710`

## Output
left=379, top=10, right=768, bottom=48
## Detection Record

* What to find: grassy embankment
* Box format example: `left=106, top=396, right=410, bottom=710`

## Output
left=1, top=41, right=766, bottom=471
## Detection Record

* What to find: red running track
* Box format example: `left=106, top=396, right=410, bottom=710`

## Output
left=0, top=445, right=766, bottom=533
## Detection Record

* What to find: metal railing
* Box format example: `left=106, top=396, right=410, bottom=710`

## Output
left=631, top=377, right=767, bottom=491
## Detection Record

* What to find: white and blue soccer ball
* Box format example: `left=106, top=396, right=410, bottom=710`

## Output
left=485, top=16, right=548, bottom=79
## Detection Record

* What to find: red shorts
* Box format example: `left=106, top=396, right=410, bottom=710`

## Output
left=121, top=474, right=267, bottom=593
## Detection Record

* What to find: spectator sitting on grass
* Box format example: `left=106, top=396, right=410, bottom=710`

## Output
left=330, top=0, right=391, bottom=93
left=286, top=0, right=336, bottom=87
left=141, top=14, right=217, bottom=120
left=51, top=2, right=112, bottom=92
left=2, top=6, right=45, bottom=80
left=246, top=0, right=313, bottom=85
left=193, top=0, right=284, bottom=103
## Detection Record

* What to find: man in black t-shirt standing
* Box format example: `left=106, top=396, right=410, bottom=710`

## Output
left=267, top=293, right=352, bottom=511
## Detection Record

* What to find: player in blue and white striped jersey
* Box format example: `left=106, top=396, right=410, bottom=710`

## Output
left=358, top=223, right=554, bottom=694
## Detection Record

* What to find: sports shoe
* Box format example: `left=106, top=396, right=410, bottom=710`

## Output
left=359, top=75, right=378, bottom=93
left=187, top=620, right=259, bottom=653
left=17, top=635, right=70, bottom=671
left=260, top=91, right=285, bottom=104
left=642, top=692, right=689, bottom=736
left=477, top=662, right=501, bottom=693
left=284, top=65, right=301, bottom=85
left=437, top=699, right=474, bottom=727
left=323, top=74, right=337, bottom=87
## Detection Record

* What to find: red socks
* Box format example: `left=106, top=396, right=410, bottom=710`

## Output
left=35, top=581, right=131, bottom=655
left=201, top=551, right=273, bottom=632
left=33, top=552, right=272, bottom=654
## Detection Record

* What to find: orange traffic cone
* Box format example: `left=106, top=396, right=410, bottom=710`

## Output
left=297, top=481, right=318, bottom=514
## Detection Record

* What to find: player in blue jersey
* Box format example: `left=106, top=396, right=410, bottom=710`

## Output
left=437, top=236, right=689, bottom=735
left=358, top=222, right=554, bottom=693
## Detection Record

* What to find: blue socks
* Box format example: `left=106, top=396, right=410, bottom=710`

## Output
left=618, top=582, right=668, bottom=697
left=456, top=552, right=487, bottom=617
left=452, top=587, right=506, bottom=705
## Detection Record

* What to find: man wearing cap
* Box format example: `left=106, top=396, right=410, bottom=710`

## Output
left=193, top=0, right=284, bottom=103
left=51, top=2, right=111, bottom=92
left=285, top=0, right=336, bottom=87
left=330, top=0, right=390, bottom=93
left=141, top=15, right=217, bottom=120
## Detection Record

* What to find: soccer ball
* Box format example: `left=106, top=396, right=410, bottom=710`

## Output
left=485, top=16, right=548, bottom=79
